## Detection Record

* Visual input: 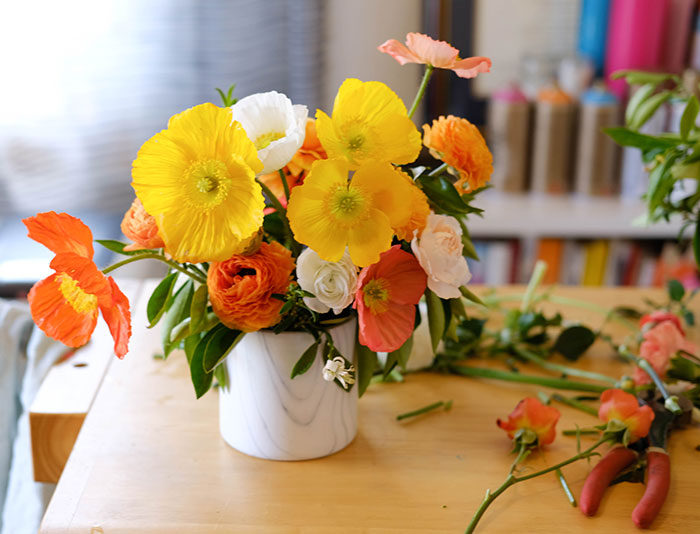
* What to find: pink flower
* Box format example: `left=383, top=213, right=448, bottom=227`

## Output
left=354, top=245, right=427, bottom=352
left=633, top=320, right=697, bottom=385
left=639, top=310, right=682, bottom=333
left=598, top=389, right=654, bottom=442
left=497, top=397, right=560, bottom=447
left=378, top=33, right=491, bottom=79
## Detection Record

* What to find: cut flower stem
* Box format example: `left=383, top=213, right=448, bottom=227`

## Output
left=396, top=399, right=453, bottom=421
left=102, top=253, right=207, bottom=284
left=512, top=346, right=617, bottom=385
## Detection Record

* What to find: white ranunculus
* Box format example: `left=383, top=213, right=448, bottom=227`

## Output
left=411, top=212, right=471, bottom=299
left=296, top=248, right=358, bottom=314
left=230, top=91, right=308, bottom=174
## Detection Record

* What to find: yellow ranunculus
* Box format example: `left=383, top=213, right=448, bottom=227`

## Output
left=131, top=103, right=264, bottom=263
left=316, top=79, right=421, bottom=169
left=287, top=159, right=413, bottom=267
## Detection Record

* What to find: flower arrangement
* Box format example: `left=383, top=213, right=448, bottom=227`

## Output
left=23, top=33, right=493, bottom=398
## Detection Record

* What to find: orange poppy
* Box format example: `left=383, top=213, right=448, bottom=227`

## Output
left=24, top=212, right=131, bottom=358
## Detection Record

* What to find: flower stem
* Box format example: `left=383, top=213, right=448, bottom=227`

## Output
left=550, top=393, right=599, bottom=417
left=101, top=253, right=207, bottom=284
left=512, top=346, right=617, bottom=385
left=256, top=177, right=301, bottom=257
left=618, top=347, right=682, bottom=414
left=465, top=438, right=608, bottom=533
left=278, top=168, right=291, bottom=201
left=448, top=364, right=608, bottom=393
left=556, top=468, right=577, bottom=507
left=521, top=261, right=547, bottom=312
left=428, top=162, right=448, bottom=177
left=408, top=65, right=434, bottom=119
left=396, top=400, right=452, bottom=421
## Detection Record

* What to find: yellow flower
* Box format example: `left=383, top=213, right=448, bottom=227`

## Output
left=287, top=159, right=413, bottom=267
left=132, top=103, right=264, bottom=263
left=394, top=176, right=430, bottom=242
left=316, top=79, right=421, bottom=169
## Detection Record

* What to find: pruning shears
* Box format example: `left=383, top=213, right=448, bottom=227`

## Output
left=579, top=396, right=691, bottom=529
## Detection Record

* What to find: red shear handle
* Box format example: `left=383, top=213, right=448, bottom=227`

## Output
left=632, top=449, right=670, bottom=529
left=580, top=446, right=638, bottom=516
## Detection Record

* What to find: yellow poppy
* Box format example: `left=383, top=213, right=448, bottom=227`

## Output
left=316, top=79, right=421, bottom=169
left=132, top=103, right=264, bottom=263
left=287, top=159, right=413, bottom=267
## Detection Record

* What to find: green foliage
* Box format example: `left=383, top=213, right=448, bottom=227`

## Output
left=215, top=84, right=238, bottom=107
left=146, top=272, right=179, bottom=327
left=356, top=342, right=377, bottom=397
left=96, top=239, right=161, bottom=256
left=291, top=337, right=321, bottom=379
left=552, top=326, right=596, bottom=361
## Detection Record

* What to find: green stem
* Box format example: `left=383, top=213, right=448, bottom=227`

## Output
left=551, top=393, right=599, bottom=417
left=256, top=178, right=301, bottom=257
left=465, top=438, right=607, bottom=533
left=521, top=261, right=547, bottom=312
left=428, top=162, right=448, bottom=177
left=396, top=400, right=452, bottom=421
left=619, top=348, right=682, bottom=414
left=408, top=65, right=434, bottom=119
left=556, top=468, right=577, bottom=507
left=563, top=429, right=600, bottom=436
left=448, top=364, right=608, bottom=393
left=512, top=346, right=617, bottom=385
left=101, top=253, right=207, bottom=284
left=278, top=168, right=291, bottom=201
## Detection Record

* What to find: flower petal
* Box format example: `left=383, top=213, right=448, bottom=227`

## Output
left=451, top=56, right=492, bottom=79
left=24, top=212, right=94, bottom=259
left=377, top=38, right=422, bottom=65
left=405, top=32, right=459, bottom=68
left=98, top=277, right=131, bottom=359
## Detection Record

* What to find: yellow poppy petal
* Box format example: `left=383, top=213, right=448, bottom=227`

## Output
left=347, top=209, right=393, bottom=267
left=351, top=163, right=413, bottom=229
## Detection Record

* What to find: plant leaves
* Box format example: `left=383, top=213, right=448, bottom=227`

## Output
left=418, top=174, right=470, bottom=214
left=681, top=95, right=699, bottom=141
left=460, top=286, right=484, bottom=306
left=147, top=272, right=179, bottom=327
left=604, top=127, right=679, bottom=151
left=161, top=279, right=194, bottom=357
left=189, top=284, right=209, bottom=334
left=95, top=239, right=160, bottom=257
left=611, top=70, right=678, bottom=85
left=694, top=219, right=700, bottom=271
left=425, top=290, right=445, bottom=353
left=356, top=342, right=377, bottom=397
left=668, top=279, right=685, bottom=302
left=202, top=326, right=244, bottom=373
left=625, top=83, right=656, bottom=125
left=552, top=326, right=596, bottom=361
left=189, top=327, right=221, bottom=398
left=628, top=90, right=672, bottom=131
left=291, top=338, right=321, bottom=379
left=384, top=335, right=414, bottom=377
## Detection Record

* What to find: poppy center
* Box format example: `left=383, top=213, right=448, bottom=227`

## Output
left=186, top=159, right=232, bottom=209
left=57, top=273, right=98, bottom=315
left=255, top=131, right=285, bottom=150
left=362, top=278, right=389, bottom=314
left=329, top=186, right=368, bottom=223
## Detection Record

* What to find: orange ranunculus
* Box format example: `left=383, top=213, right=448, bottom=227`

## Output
left=258, top=119, right=328, bottom=207
left=394, top=175, right=430, bottom=242
left=121, top=198, right=165, bottom=251
left=497, top=397, right=561, bottom=447
left=24, top=212, right=131, bottom=358
left=633, top=320, right=697, bottom=385
left=423, top=115, right=493, bottom=192
left=378, top=32, right=491, bottom=79
left=207, top=241, right=295, bottom=332
left=354, top=245, right=427, bottom=352
left=598, top=389, right=654, bottom=442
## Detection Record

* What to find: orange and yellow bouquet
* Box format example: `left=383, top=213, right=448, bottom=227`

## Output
left=23, top=33, right=492, bottom=397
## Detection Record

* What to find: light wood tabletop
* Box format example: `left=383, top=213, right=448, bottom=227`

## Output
left=39, top=282, right=700, bottom=533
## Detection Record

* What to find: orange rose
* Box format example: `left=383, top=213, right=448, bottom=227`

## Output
left=207, top=241, right=295, bottom=332
left=422, top=115, right=493, bottom=192
left=598, top=389, right=654, bottom=442
left=120, top=198, right=165, bottom=251
left=258, top=119, right=327, bottom=205
left=497, top=397, right=560, bottom=447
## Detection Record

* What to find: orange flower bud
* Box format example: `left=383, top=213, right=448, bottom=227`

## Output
left=598, top=389, right=654, bottom=442
left=207, top=242, right=295, bottom=332
left=497, top=397, right=560, bottom=447
left=121, top=198, right=165, bottom=251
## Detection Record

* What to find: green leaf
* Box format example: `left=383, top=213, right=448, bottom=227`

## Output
left=694, top=219, right=700, bottom=271
left=668, top=279, right=685, bottom=301
left=459, top=286, right=484, bottom=306
left=213, top=363, right=229, bottom=391
left=291, top=338, right=321, bottom=379
left=681, top=95, right=700, bottom=140
left=189, top=327, right=220, bottom=398
left=418, top=174, right=470, bottom=214
left=183, top=333, right=202, bottom=365
left=611, top=70, right=678, bottom=85
left=356, top=342, right=377, bottom=397
left=161, top=280, right=194, bottom=357
left=95, top=239, right=160, bottom=257
left=628, top=90, right=672, bottom=131
left=384, top=335, right=414, bottom=377
left=146, top=273, right=179, bottom=327
left=604, top=127, right=679, bottom=151
left=625, top=83, right=656, bottom=125
left=425, top=290, right=445, bottom=353
left=202, top=327, right=244, bottom=373
left=552, top=326, right=596, bottom=361
left=189, top=284, right=209, bottom=334
left=647, top=153, right=680, bottom=215
left=449, top=297, right=467, bottom=318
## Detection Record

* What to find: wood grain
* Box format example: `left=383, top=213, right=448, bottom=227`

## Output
left=39, top=284, right=700, bottom=533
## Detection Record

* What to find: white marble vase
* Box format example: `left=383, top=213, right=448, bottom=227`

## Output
left=218, top=318, right=358, bottom=460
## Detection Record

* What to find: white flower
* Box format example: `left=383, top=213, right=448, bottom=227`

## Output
left=322, top=357, right=356, bottom=389
left=411, top=212, right=471, bottom=299
left=296, top=248, right=358, bottom=314
left=230, top=91, right=308, bottom=174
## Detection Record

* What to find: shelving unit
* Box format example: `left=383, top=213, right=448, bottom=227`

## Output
left=466, top=194, right=685, bottom=239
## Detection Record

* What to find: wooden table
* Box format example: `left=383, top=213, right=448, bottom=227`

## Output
left=39, top=283, right=700, bottom=533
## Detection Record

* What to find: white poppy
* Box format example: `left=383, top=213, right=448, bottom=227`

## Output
left=296, top=247, right=358, bottom=314
left=231, top=91, right=308, bottom=174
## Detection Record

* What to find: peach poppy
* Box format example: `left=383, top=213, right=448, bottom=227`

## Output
left=423, top=115, right=493, bottom=192
left=207, top=241, right=295, bottom=332
left=497, top=397, right=560, bottom=447
left=24, top=212, right=131, bottom=358
left=120, top=198, right=165, bottom=251
left=598, top=389, right=654, bottom=442
left=354, top=245, right=427, bottom=352
left=633, top=320, right=697, bottom=385
left=378, top=32, right=491, bottom=79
